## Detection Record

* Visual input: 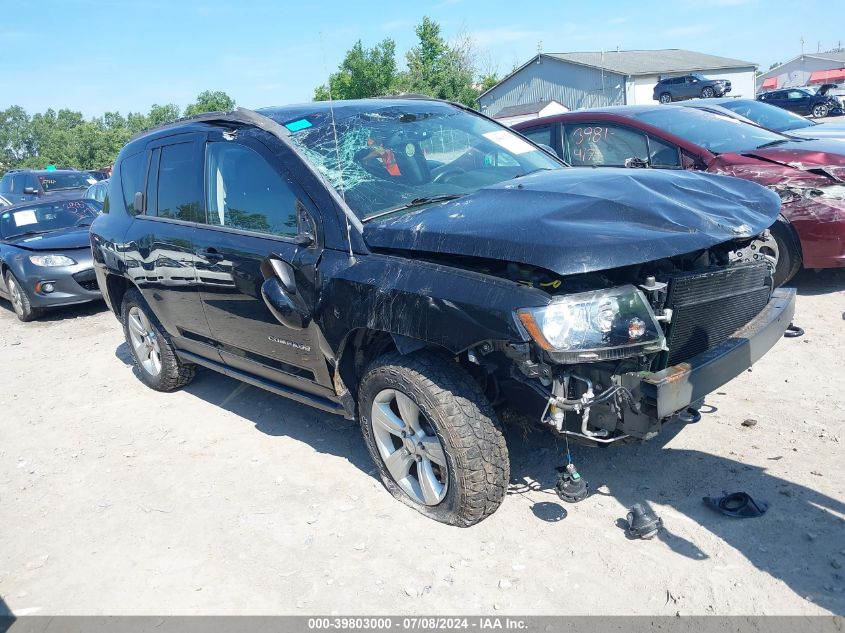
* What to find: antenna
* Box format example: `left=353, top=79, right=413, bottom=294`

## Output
left=319, top=31, right=356, bottom=264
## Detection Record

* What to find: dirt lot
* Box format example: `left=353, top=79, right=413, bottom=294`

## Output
left=1, top=270, right=844, bottom=616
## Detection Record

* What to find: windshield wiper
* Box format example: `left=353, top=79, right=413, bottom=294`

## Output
left=755, top=139, right=792, bottom=149
left=364, top=194, right=466, bottom=221
left=511, top=167, right=554, bottom=179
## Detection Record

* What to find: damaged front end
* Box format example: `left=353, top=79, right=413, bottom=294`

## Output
left=466, top=241, right=794, bottom=446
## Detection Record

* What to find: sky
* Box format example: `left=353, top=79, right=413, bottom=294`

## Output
left=1, top=0, right=843, bottom=118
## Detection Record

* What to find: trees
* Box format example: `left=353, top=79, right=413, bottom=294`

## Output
left=314, top=39, right=398, bottom=100
left=0, top=91, right=234, bottom=174
left=184, top=90, right=235, bottom=117
left=314, top=17, right=497, bottom=108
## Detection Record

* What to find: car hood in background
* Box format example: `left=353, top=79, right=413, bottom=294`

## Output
left=6, top=227, right=92, bottom=251
left=363, top=168, right=780, bottom=277
left=724, top=139, right=845, bottom=182
left=787, top=122, right=845, bottom=142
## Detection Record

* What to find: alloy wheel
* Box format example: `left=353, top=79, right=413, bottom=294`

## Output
left=813, top=104, right=829, bottom=118
left=702, top=87, right=715, bottom=98
left=659, top=93, right=671, bottom=104
left=8, top=276, right=23, bottom=317
left=370, top=389, right=449, bottom=506
left=127, top=306, right=162, bottom=377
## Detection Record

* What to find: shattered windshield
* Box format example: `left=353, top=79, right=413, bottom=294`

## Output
left=631, top=107, right=788, bottom=154
left=283, top=102, right=562, bottom=219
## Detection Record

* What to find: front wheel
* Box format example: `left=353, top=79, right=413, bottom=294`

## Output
left=358, top=351, right=509, bottom=527
left=701, top=86, right=716, bottom=98
left=121, top=288, right=195, bottom=391
left=813, top=104, right=830, bottom=118
left=659, top=93, right=672, bottom=104
left=770, top=220, right=802, bottom=286
left=4, top=271, right=40, bottom=322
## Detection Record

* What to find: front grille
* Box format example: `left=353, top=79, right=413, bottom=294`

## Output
left=663, top=263, right=771, bottom=366
left=72, top=269, right=100, bottom=292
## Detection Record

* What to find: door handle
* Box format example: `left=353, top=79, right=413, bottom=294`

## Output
left=197, top=247, right=224, bottom=263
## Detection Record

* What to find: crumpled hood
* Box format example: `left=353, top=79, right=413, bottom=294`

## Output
left=6, top=227, right=91, bottom=251
left=733, top=139, right=845, bottom=182
left=363, top=168, right=780, bottom=277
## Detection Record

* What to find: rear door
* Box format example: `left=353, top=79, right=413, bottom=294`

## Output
left=192, top=129, right=335, bottom=396
left=120, top=133, right=216, bottom=359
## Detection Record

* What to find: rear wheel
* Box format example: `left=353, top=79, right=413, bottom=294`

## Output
left=358, top=351, right=509, bottom=527
left=121, top=288, right=195, bottom=391
left=813, top=103, right=830, bottom=118
left=659, top=93, right=672, bottom=104
left=770, top=220, right=802, bottom=286
left=701, top=86, right=716, bottom=98
left=5, top=271, right=40, bottom=322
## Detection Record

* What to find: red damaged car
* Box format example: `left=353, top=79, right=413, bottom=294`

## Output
left=515, top=105, right=845, bottom=285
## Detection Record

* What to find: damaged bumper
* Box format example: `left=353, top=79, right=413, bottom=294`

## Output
left=620, top=288, right=795, bottom=435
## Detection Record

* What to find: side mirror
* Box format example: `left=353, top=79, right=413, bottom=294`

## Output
left=537, top=143, right=558, bottom=157
left=261, top=277, right=310, bottom=329
left=624, top=157, right=650, bottom=169
left=23, top=187, right=37, bottom=195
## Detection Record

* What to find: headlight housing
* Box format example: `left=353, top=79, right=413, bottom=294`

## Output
left=517, top=285, right=665, bottom=362
left=29, top=254, right=76, bottom=267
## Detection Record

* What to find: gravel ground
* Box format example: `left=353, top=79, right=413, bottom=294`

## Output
left=0, top=269, right=843, bottom=616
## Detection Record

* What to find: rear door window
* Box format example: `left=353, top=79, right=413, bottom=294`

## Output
left=155, top=142, right=203, bottom=222
left=563, top=124, right=649, bottom=166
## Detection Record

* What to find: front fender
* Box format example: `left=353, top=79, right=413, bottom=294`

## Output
left=316, top=250, right=550, bottom=356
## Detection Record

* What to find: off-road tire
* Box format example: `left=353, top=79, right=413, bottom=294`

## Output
left=770, top=219, right=802, bottom=287
left=358, top=351, right=509, bottom=527
left=121, top=288, right=195, bottom=391
left=659, top=93, right=672, bottom=104
left=701, top=86, right=716, bottom=98
left=5, top=271, right=41, bottom=322
left=813, top=104, right=829, bottom=118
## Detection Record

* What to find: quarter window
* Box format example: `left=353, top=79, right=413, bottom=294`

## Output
left=564, top=124, right=648, bottom=166
left=156, top=142, right=203, bottom=222
left=204, top=142, right=300, bottom=237
left=119, top=151, right=145, bottom=215
left=648, top=136, right=681, bottom=167
left=520, top=125, right=556, bottom=156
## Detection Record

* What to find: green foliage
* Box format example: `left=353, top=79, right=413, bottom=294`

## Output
left=0, top=91, right=234, bottom=175
left=314, top=39, right=398, bottom=101
left=314, top=17, right=498, bottom=108
left=184, top=90, right=236, bottom=116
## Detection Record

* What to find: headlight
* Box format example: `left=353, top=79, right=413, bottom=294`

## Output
left=29, top=254, right=76, bottom=267
left=517, top=285, right=665, bottom=362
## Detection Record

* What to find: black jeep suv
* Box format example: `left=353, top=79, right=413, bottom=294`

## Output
left=90, top=98, right=794, bottom=526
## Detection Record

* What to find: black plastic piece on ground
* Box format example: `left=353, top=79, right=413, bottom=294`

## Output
left=556, top=463, right=589, bottom=503
left=784, top=323, right=804, bottom=338
left=626, top=503, right=663, bottom=539
left=703, top=492, right=768, bottom=518
left=677, top=407, right=702, bottom=423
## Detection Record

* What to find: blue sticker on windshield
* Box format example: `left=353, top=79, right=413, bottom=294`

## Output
left=285, top=119, right=312, bottom=132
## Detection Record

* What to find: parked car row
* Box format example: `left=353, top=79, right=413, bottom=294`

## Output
left=514, top=103, right=845, bottom=286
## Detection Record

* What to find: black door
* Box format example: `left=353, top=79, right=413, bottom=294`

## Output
left=192, top=130, right=334, bottom=397
left=121, top=133, right=217, bottom=359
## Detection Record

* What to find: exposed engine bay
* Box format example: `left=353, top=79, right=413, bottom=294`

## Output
left=455, top=231, right=781, bottom=446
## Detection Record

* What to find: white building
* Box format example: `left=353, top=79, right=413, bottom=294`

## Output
left=756, top=51, right=845, bottom=92
left=490, top=99, right=569, bottom=126
left=478, top=49, right=757, bottom=117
